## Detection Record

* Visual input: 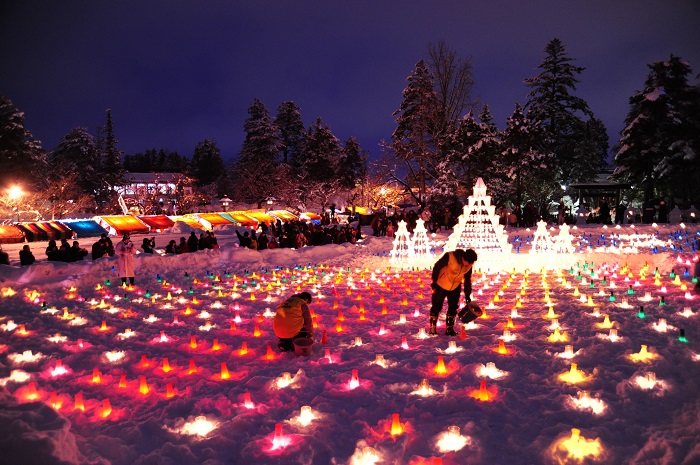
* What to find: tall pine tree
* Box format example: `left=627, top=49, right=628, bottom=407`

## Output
left=296, top=118, right=343, bottom=211
left=613, top=55, right=700, bottom=204
left=0, top=96, right=47, bottom=189
left=389, top=60, right=439, bottom=206
left=51, top=127, right=100, bottom=203
left=233, top=99, right=283, bottom=207
left=525, top=38, right=608, bottom=186
left=275, top=101, right=306, bottom=166
left=190, top=139, right=225, bottom=187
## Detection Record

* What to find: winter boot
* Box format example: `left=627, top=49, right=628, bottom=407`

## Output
left=428, top=316, right=438, bottom=335
left=445, top=315, right=456, bottom=336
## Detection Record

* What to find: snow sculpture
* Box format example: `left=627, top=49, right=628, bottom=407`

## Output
left=411, top=218, right=431, bottom=257
left=389, top=220, right=414, bottom=269
left=530, top=220, right=554, bottom=253
left=552, top=224, right=576, bottom=254
left=444, top=178, right=512, bottom=253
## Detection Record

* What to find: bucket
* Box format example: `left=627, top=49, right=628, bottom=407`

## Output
left=293, top=337, right=313, bottom=356
left=458, top=303, right=483, bottom=324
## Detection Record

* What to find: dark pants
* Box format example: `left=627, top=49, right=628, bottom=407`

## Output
left=121, top=277, right=134, bottom=285
left=278, top=329, right=310, bottom=352
left=430, top=284, right=461, bottom=319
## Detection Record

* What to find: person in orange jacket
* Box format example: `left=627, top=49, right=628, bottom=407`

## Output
left=273, top=291, right=314, bottom=351
left=429, top=248, right=478, bottom=336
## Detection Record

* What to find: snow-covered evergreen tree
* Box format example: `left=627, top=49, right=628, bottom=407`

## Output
left=51, top=127, right=100, bottom=201
left=498, top=103, right=557, bottom=210
left=233, top=99, right=283, bottom=207
left=191, top=139, right=225, bottom=187
left=0, top=95, right=47, bottom=189
left=338, top=136, right=365, bottom=190
left=296, top=117, right=343, bottom=211
left=96, top=109, right=124, bottom=212
left=525, top=38, right=608, bottom=186
left=613, top=55, right=700, bottom=204
left=388, top=60, right=439, bottom=207
left=275, top=101, right=306, bottom=166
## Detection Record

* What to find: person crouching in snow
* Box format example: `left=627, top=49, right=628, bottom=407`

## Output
left=429, top=248, right=478, bottom=336
left=273, top=291, right=314, bottom=352
left=115, top=232, right=137, bottom=286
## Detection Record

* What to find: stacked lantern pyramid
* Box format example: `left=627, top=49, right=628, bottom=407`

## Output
left=444, top=178, right=512, bottom=254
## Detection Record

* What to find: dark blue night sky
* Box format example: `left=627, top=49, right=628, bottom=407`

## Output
left=2, top=1, right=699, bottom=161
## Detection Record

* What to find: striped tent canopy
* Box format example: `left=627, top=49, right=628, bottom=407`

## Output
left=171, top=215, right=204, bottom=229
left=268, top=210, right=298, bottom=222
left=299, top=212, right=322, bottom=223
left=196, top=213, right=235, bottom=226
left=18, top=221, right=73, bottom=242
left=62, top=219, right=108, bottom=238
left=137, top=215, right=175, bottom=231
left=221, top=211, right=257, bottom=227
left=244, top=210, right=276, bottom=224
left=0, top=225, right=25, bottom=244
left=97, top=215, right=150, bottom=236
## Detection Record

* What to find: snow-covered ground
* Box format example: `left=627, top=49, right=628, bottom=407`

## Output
left=0, top=223, right=698, bottom=465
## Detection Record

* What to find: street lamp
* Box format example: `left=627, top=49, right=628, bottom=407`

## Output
left=220, top=196, right=232, bottom=212
left=7, top=185, right=24, bottom=223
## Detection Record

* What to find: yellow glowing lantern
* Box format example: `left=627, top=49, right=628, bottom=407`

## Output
left=390, top=413, right=404, bottom=436
left=92, top=368, right=102, bottom=384
left=220, top=363, right=230, bottom=380
left=558, top=363, right=589, bottom=384
left=629, top=345, right=657, bottom=362
left=239, top=341, right=248, bottom=355
left=74, top=393, right=85, bottom=411
left=101, top=399, right=112, bottom=418
left=139, top=376, right=150, bottom=395
left=435, top=356, right=447, bottom=375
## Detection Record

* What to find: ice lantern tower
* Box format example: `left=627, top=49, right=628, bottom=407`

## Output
left=389, top=220, right=415, bottom=268
left=445, top=178, right=512, bottom=253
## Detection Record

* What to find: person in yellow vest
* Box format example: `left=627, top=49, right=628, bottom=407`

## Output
left=429, top=248, right=478, bottom=335
left=273, top=291, right=314, bottom=351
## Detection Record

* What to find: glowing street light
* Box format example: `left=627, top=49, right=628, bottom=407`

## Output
left=7, top=185, right=24, bottom=223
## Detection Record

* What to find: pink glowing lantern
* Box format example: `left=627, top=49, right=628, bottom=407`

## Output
left=101, top=399, right=112, bottom=418
left=349, top=369, right=360, bottom=389
left=74, top=392, right=85, bottom=411
left=243, top=392, right=254, bottom=409
left=401, top=336, right=409, bottom=349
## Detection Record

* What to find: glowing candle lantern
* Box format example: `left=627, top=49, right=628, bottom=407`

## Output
left=349, top=369, right=360, bottom=389
left=92, top=368, right=102, bottom=384
left=190, top=336, right=198, bottom=349
left=629, top=345, right=657, bottom=362
left=496, top=340, right=508, bottom=354
left=337, top=310, right=345, bottom=321
left=390, top=413, right=404, bottom=436
left=220, top=362, right=230, bottom=380
left=101, top=399, right=112, bottom=418
left=381, top=304, right=387, bottom=315
left=399, top=314, right=407, bottom=324
left=139, top=376, right=150, bottom=395
left=335, top=320, right=344, bottom=332
left=435, top=356, right=447, bottom=375
left=401, top=336, right=409, bottom=349
left=266, top=345, right=275, bottom=360
left=325, top=348, right=332, bottom=363
left=243, top=392, right=254, bottom=409
left=239, top=341, right=248, bottom=355
left=469, top=380, right=493, bottom=401
left=558, top=428, right=603, bottom=461
left=277, top=372, right=293, bottom=388
left=564, top=345, right=574, bottom=358
left=559, top=363, right=589, bottom=384
left=161, top=358, right=171, bottom=373
left=119, top=374, right=127, bottom=388
left=506, top=316, right=515, bottom=329
left=374, top=354, right=386, bottom=367
left=74, top=392, right=85, bottom=411
left=548, top=328, right=569, bottom=342
left=212, top=339, right=221, bottom=351
left=187, top=359, right=197, bottom=374
left=379, top=323, right=387, bottom=335
left=24, top=382, right=39, bottom=401
left=597, top=315, right=614, bottom=329
left=354, top=336, right=363, bottom=347
left=298, top=406, right=315, bottom=426
left=99, top=321, right=109, bottom=331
